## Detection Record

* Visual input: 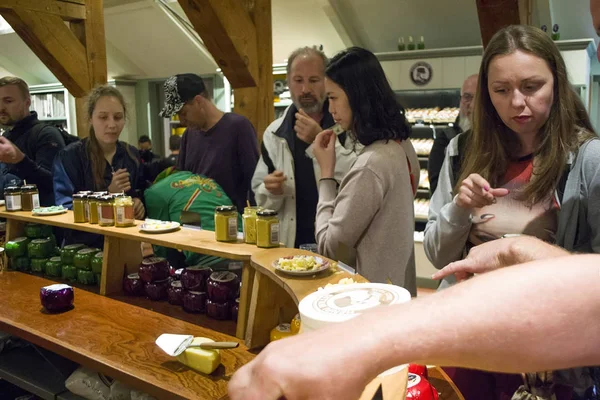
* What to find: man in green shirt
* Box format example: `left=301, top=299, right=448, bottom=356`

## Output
left=144, top=169, right=237, bottom=266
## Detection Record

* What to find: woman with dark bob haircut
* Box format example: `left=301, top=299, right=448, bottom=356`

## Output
left=312, top=46, right=419, bottom=295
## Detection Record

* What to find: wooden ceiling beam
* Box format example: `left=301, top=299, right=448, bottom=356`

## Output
left=178, top=0, right=258, bottom=88
left=0, top=0, right=86, bottom=21
left=475, top=0, right=522, bottom=48
left=0, top=1, right=108, bottom=137
left=1, top=8, right=90, bottom=96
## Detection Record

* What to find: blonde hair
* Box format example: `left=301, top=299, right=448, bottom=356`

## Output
left=456, top=25, right=596, bottom=205
left=0, top=76, right=30, bottom=99
left=85, top=85, right=138, bottom=190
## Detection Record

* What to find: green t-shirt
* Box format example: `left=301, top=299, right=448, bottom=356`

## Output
left=144, top=171, right=239, bottom=265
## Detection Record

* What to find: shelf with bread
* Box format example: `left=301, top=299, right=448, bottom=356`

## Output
left=406, top=107, right=459, bottom=125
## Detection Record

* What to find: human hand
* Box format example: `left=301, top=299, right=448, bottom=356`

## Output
left=133, top=197, right=145, bottom=220
left=0, top=136, right=24, bottom=164
left=229, top=326, right=377, bottom=400
left=263, top=170, right=286, bottom=195
left=313, top=129, right=336, bottom=179
left=108, top=168, right=131, bottom=193
left=455, top=173, right=509, bottom=210
left=295, top=109, right=322, bottom=144
left=432, top=236, right=569, bottom=282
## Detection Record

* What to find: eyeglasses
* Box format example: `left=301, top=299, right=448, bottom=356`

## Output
left=461, top=93, right=474, bottom=103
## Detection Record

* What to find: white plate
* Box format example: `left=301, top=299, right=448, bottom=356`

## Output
left=140, top=222, right=181, bottom=234
left=32, top=209, right=67, bottom=216
left=0, top=200, right=4, bottom=206
left=272, top=256, right=330, bottom=276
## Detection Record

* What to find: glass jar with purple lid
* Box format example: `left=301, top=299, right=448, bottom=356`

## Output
left=207, top=271, right=240, bottom=303
left=183, top=291, right=207, bottom=313
left=181, top=265, right=213, bottom=291
left=167, top=280, right=185, bottom=305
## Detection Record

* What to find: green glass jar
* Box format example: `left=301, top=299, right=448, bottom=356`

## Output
left=61, top=264, right=77, bottom=281
left=214, top=205, right=238, bottom=242
left=30, top=258, right=48, bottom=273
left=5, top=237, right=30, bottom=258
left=256, top=209, right=280, bottom=248
left=73, top=248, right=100, bottom=271
left=77, top=269, right=95, bottom=285
left=45, top=257, right=62, bottom=277
left=11, top=256, right=30, bottom=271
left=91, top=252, right=103, bottom=274
left=61, top=243, right=85, bottom=265
left=27, top=238, right=54, bottom=259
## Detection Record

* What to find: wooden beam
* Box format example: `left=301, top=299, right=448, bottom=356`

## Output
left=234, top=0, right=273, bottom=141
left=1, top=8, right=90, bottom=96
left=60, top=0, right=86, bottom=4
left=0, top=0, right=86, bottom=21
left=475, top=0, right=521, bottom=48
left=178, top=0, right=258, bottom=88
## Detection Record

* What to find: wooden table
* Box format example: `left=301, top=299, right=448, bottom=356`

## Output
left=0, top=209, right=261, bottom=341
left=0, top=271, right=254, bottom=400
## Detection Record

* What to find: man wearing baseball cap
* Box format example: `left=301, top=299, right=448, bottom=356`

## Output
left=160, top=73, right=258, bottom=213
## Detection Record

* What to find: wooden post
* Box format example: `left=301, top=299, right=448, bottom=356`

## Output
left=0, top=0, right=108, bottom=137
left=475, top=0, right=522, bottom=48
left=179, top=0, right=274, bottom=141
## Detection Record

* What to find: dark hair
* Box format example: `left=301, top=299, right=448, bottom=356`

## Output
left=85, top=85, right=138, bottom=190
left=0, top=76, right=30, bottom=99
left=138, top=135, right=151, bottom=144
left=325, top=47, right=410, bottom=146
left=169, top=135, right=181, bottom=151
left=458, top=25, right=596, bottom=205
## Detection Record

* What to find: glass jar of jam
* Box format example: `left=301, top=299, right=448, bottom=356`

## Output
left=207, top=271, right=240, bottom=303
left=167, top=281, right=185, bottom=305
left=181, top=265, right=213, bottom=291
left=114, top=195, right=135, bottom=227
left=72, top=193, right=87, bottom=223
left=256, top=209, right=280, bottom=248
left=145, top=278, right=170, bottom=301
left=4, top=186, right=22, bottom=211
left=97, top=195, right=115, bottom=226
left=214, top=205, right=238, bottom=242
left=242, top=206, right=260, bottom=244
left=183, top=290, right=207, bottom=313
left=206, top=298, right=231, bottom=320
left=20, top=184, right=39, bottom=211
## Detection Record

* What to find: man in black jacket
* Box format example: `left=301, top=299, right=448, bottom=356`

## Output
left=0, top=76, right=65, bottom=205
left=428, top=74, right=478, bottom=195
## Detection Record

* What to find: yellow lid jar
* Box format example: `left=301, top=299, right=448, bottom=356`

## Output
left=242, top=206, right=260, bottom=244
left=114, top=195, right=135, bottom=227
left=214, top=205, right=238, bottom=242
left=256, top=209, right=280, bottom=248
left=72, top=193, right=87, bottom=223
left=270, top=323, right=294, bottom=342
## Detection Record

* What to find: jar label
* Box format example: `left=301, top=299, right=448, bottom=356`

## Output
left=84, top=202, right=90, bottom=221
left=32, top=193, right=40, bottom=209
left=228, top=217, right=237, bottom=238
left=116, top=206, right=124, bottom=223
left=99, top=204, right=114, bottom=224
left=6, top=195, right=21, bottom=211
left=270, top=223, right=280, bottom=244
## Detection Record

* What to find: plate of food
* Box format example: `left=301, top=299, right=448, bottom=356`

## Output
left=140, top=219, right=181, bottom=234
left=273, top=255, right=330, bottom=276
left=32, top=205, right=67, bottom=216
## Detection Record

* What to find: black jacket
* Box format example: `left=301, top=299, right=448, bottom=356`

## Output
left=3, top=112, right=65, bottom=205
left=428, top=119, right=462, bottom=195
left=53, top=138, right=145, bottom=208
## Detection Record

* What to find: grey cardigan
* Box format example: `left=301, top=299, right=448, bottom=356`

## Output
left=424, top=134, right=600, bottom=395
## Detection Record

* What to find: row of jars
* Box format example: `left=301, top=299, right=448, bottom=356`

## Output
left=4, top=184, right=40, bottom=212
left=72, top=191, right=135, bottom=228
left=214, top=205, right=280, bottom=248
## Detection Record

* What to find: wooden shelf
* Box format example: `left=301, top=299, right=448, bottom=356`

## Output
left=0, top=271, right=254, bottom=400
